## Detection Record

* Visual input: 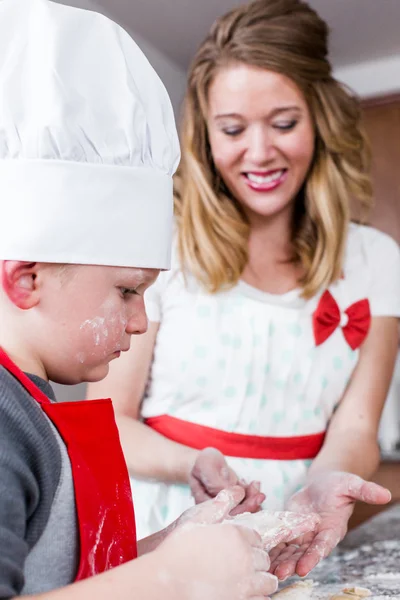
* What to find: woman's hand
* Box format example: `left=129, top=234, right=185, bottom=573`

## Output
left=189, top=447, right=265, bottom=514
left=269, top=471, right=391, bottom=580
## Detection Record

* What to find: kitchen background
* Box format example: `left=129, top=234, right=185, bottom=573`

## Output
left=54, top=0, right=400, bottom=525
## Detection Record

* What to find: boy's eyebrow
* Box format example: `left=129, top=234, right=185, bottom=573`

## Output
left=117, top=269, right=157, bottom=285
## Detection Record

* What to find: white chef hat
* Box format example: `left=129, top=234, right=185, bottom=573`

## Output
left=0, top=0, right=180, bottom=269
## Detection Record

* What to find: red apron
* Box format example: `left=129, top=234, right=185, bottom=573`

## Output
left=146, top=415, right=325, bottom=460
left=0, top=348, right=137, bottom=581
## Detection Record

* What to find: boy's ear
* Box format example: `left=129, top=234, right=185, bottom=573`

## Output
left=1, top=261, right=41, bottom=309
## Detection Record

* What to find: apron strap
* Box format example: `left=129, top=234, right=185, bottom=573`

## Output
left=0, top=347, right=138, bottom=576
left=0, top=347, right=51, bottom=405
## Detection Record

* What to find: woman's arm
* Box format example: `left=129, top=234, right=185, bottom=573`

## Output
left=307, top=316, right=399, bottom=479
left=271, top=316, right=398, bottom=580
left=87, top=322, right=198, bottom=483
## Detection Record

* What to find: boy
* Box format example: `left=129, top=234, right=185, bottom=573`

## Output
left=0, top=1, right=317, bottom=598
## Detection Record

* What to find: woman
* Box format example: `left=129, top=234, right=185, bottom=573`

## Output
left=88, top=0, right=400, bottom=580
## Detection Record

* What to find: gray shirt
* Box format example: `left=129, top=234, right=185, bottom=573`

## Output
left=0, top=366, right=78, bottom=598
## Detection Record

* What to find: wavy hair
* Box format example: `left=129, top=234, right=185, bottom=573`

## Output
left=174, top=0, right=372, bottom=298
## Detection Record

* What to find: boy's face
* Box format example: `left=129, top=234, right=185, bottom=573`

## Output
left=21, top=264, right=159, bottom=384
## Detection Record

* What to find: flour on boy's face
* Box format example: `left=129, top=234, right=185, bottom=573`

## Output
left=39, top=264, right=159, bottom=385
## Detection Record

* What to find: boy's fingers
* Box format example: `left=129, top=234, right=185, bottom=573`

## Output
left=214, top=486, right=246, bottom=516
left=249, top=572, right=279, bottom=597
left=233, top=524, right=263, bottom=548
left=252, top=548, right=271, bottom=572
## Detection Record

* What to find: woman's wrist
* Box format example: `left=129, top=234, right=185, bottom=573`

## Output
left=172, top=445, right=199, bottom=484
left=305, top=465, right=336, bottom=482
left=307, top=431, right=381, bottom=483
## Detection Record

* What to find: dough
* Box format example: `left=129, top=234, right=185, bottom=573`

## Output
left=228, top=511, right=288, bottom=538
left=342, top=588, right=371, bottom=597
left=273, top=582, right=372, bottom=600
left=226, top=510, right=315, bottom=550
left=271, top=580, right=314, bottom=599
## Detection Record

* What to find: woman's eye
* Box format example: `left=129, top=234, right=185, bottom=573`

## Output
left=273, top=120, right=297, bottom=131
left=222, top=128, right=243, bottom=137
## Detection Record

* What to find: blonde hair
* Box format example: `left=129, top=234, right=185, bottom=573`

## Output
left=175, top=0, right=372, bottom=298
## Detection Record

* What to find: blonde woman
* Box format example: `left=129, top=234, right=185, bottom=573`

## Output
left=88, top=0, right=400, bottom=579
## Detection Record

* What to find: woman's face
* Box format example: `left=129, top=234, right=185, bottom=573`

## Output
left=207, top=64, right=315, bottom=223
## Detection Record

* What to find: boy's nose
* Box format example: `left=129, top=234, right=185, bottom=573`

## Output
left=126, top=299, right=148, bottom=336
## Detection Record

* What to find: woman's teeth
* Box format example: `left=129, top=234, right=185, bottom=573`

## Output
left=246, top=170, right=284, bottom=184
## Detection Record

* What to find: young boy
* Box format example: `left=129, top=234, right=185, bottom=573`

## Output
left=0, top=1, right=317, bottom=598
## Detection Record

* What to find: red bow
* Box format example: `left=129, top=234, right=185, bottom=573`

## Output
left=312, top=290, right=371, bottom=350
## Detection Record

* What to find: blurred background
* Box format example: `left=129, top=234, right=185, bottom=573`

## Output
left=54, top=0, right=400, bottom=523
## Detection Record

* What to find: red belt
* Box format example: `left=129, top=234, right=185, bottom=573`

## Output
left=145, top=415, right=325, bottom=460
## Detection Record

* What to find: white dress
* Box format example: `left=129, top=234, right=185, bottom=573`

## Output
left=131, top=224, right=400, bottom=539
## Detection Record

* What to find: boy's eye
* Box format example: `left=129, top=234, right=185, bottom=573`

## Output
left=273, top=120, right=297, bottom=131
left=120, top=287, right=138, bottom=297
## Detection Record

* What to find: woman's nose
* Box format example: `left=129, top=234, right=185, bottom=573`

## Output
left=246, top=128, right=277, bottom=164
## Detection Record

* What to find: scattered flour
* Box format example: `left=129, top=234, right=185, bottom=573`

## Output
left=366, top=573, right=400, bottom=581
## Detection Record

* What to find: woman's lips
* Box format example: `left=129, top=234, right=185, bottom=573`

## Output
left=242, top=169, right=287, bottom=191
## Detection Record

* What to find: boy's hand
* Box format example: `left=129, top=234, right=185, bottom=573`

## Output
left=175, top=486, right=247, bottom=528
left=138, top=486, right=248, bottom=555
left=189, top=447, right=265, bottom=514
left=154, top=520, right=278, bottom=600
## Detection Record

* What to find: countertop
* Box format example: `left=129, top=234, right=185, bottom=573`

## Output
left=281, top=504, right=400, bottom=599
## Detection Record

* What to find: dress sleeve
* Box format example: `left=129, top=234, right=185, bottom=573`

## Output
left=365, top=228, right=400, bottom=317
